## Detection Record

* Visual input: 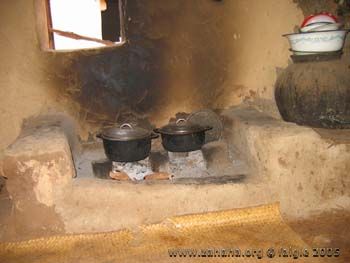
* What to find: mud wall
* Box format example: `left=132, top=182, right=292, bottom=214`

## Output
left=0, top=0, right=343, bottom=151
left=70, top=0, right=305, bottom=126
left=0, top=1, right=68, bottom=151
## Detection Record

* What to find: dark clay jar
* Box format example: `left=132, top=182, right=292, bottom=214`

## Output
left=275, top=58, right=350, bottom=129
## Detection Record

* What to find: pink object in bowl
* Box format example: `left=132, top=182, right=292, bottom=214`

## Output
left=301, top=12, right=338, bottom=27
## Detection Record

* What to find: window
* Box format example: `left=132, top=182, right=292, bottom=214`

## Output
left=36, top=0, right=127, bottom=51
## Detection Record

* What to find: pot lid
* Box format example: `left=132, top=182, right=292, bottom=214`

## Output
left=187, top=109, right=223, bottom=143
left=100, top=123, right=152, bottom=141
left=157, top=118, right=212, bottom=135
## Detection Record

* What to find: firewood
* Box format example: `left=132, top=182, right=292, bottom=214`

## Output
left=144, top=172, right=171, bottom=181
left=109, top=171, right=130, bottom=181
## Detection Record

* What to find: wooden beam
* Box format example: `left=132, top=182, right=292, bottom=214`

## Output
left=45, top=0, right=55, bottom=49
left=119, top=0, right=126, bottom=42
left=49, top=28, right=115, bottom=46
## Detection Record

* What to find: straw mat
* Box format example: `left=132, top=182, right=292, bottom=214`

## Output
left=0, top=203, right=322, bottom=262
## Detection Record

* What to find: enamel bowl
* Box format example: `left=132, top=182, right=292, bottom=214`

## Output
left=283, top=30, right=348, bottom=52
left=289, top=49, right=324, bottom=56
left=289, top=49, right=341, bottom=56
left=301, top=13, right=337, bottom=27
left=300, top=22, right=341, bottom=33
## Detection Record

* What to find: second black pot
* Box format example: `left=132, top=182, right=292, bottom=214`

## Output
left=155, top=119, right=212, bottom=152
left=159, top=132, right=206, bottom=152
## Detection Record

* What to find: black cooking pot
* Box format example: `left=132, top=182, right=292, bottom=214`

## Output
left=154, top=119, right=212, bottom=152
left=97, top=123, right=159, bottom=162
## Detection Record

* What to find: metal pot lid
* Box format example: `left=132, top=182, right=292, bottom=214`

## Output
left=100, top=123, right=152, bottom=141
left=187, top=109, right=223, bottom=143
left=157, top=118, right=212, bottom=135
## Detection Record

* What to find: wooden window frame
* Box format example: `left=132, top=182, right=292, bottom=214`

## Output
left=35, top=0, right=127, bottom=52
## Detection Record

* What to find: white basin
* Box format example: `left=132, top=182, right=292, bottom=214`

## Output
left=283, top=30, right=348, bottom=52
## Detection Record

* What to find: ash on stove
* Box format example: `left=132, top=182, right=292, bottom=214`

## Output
left=112, top=158, right=153, bottom=181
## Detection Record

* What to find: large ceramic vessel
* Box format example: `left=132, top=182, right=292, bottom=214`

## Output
left=275, top=58, right=350, bottom=129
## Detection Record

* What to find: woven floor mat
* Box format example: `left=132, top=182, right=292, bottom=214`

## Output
left=0, top=203, right=323, bottom=262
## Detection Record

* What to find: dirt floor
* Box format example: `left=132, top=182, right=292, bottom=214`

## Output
left=0, top=187, right=15, bottom=242
left=287, top=211, right=350, bottom=261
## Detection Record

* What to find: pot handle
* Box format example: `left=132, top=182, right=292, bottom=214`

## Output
left=120, top=123, right=133, bottom=129
left=204, top=126, right=213, bottom=132
left=150, top=132, right=159, bottom=139
left=96, top=133, right=102, bottom=139
left=176, top=118, right=187, bottom=125
left=153, top=128, right=160, bottom=133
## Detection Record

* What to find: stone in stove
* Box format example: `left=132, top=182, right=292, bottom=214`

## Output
left=164, top=150, right=209, bottom=179
left=92, top=159, right=112, bottom=179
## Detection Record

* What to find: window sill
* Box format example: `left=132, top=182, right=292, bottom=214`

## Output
left=42, top=40, right=127, bottom=54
